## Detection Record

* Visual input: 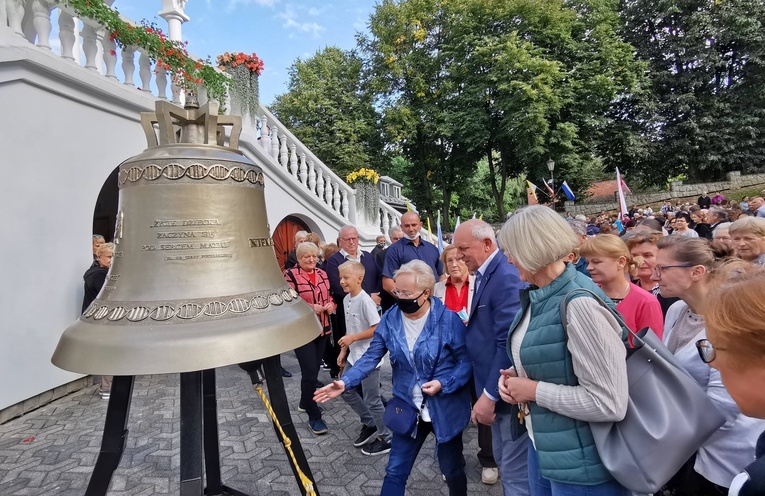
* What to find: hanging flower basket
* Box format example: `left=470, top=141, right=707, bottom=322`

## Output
left=216, top=52, right=264, bottom=123
left=347, top=168, right=381, bottom=224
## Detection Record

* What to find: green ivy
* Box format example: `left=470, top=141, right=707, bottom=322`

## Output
left=58, top=0, right=229, bottom=103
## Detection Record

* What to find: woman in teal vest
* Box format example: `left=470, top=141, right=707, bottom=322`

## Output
left=496, top=205, right=630, bottom=496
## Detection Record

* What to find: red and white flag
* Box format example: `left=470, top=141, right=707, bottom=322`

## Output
left=616, top=168, right=630, bottom=220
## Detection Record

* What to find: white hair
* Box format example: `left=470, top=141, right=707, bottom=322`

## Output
left=498, top=205, right=579, bottom=272
left=294, top=230, right=308, bottom=243
left=468, top=220, right=497, bottom=245
left=296, top=242, right=320, bottom=258
left=393, top=260, right=436, bottom=292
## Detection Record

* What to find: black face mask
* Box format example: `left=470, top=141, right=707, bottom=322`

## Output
left=396, top=290, right=427, bottom=314
left=377, top=242, right=385, bottom=249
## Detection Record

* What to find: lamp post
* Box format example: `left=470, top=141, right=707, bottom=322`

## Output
left=546, top=158, right=555, bottom=209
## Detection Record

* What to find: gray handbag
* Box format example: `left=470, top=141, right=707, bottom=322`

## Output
left=560, top=289, right=726, bottom=493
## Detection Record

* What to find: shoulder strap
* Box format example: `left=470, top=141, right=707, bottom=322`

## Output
left=285, top=268, right=299, bottom=289
left=559, top=288, right=638, bottom=347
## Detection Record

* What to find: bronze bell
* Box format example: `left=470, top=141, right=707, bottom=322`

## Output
left=52, top=100, right=321, bottom=375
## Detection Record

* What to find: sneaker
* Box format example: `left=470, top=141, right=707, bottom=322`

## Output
left=481, top=467, right=499, bottom=485
left=281, top=367, right=292, bottom=378
left=321, top=361, right=331, bottom=371
left=308, top=419, right=328, bottom=435
left=298, top=404, right=324, bottom=414
left=99, top=391, right=110, bottom=400
left=353, top=425, right=378, bottom=447
left=361, top=438, right=391, bottom=456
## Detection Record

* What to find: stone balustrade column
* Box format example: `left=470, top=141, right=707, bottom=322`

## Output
left=333, top=184, right=341, bottom=213
left=341, top=190, right=350, bottom=219
left=0, top=0, right=8, bottom=31
left=81, top=24, right=100, bottom=71
left=279, top=135, right=288, bottom=168
left=7, top=0, right=25, bottom=36
left=316, top=170, right=325, bottom=202
left=102, top=35, right=117, bottom=78
left=382, top=211, right=391, bottom=238
left=31, top=0, right=52, bottom=49
left=156, top=67, right=168, bottom=99
left=289, top=144, right=298, bottom=179
left=308, top=161, right=316, bottom=194
left=139, top=52, right=152, bottom=92
left=299, top=154, right=307, bottom=186
left=270, top=126, right=280, bottom=160
left=325, top=179, right=333, bottom=205
left=58, top=11, right=77, bottom=61
left=122, top=46, right=136, bottom=85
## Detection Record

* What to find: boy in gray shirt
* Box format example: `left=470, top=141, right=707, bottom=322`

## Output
left=337, top=261, right=391, bottom=456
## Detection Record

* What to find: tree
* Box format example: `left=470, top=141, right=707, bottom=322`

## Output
left=619, top=0, right=765, bottom=183
left=270, top=47, right=383, bottom=178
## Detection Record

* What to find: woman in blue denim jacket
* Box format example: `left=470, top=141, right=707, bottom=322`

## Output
left=315, top=260, right=473, bottom=496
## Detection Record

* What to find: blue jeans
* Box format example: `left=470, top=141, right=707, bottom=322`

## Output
left=527, top=442, right=630, bottom=496
left=340, top=363, right=392, bottom=441
left=381, top=421, right=467, bottom=496
left=491, top=411, right=530, bottom=496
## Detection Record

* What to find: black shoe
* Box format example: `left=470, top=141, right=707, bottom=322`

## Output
left=329, top=371, right=339, bottom=379
left=281, top=367, right=292, bottom=378
left=353, top=425, right=378, bottom=447
left=361, top=437, right=391, bottom=456
left=315, top=380, right=325, bottom=388
left=308, top=419, right=328, bottom=435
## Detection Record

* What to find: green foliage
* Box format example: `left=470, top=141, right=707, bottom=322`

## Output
left=618, top=0, right=765, bottom=184
left=270, top=47, right=383, bottom=178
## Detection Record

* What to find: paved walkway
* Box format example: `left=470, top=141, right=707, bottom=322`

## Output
left=0, top=353, right=503, bottom=495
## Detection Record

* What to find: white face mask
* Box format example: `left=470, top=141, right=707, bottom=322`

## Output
left=402, top=232, right=419, bottom=241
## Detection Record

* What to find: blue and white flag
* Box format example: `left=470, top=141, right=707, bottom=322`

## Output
left=436, top=211, right=444, bottom=253
left=561, top=181, right=576, bottom=201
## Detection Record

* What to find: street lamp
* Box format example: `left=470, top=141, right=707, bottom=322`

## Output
left=546, top=158, right=555, bottom=209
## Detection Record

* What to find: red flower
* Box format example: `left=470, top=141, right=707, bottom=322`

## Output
left=109, top=49, right=116, bottom=56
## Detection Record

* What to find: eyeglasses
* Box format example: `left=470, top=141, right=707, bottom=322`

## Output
left=652, top=264, right=694, bottom=277
left=391, top=289, right=426, bottom=299
left=340, top=236, right=359, bottom=243
left=695, top=338, right=728, bottom=364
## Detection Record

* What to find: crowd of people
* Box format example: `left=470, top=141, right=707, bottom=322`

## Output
left=81, top=191, right=765, bottom=496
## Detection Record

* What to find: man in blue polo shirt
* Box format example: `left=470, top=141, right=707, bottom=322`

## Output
left=382, top=212, right=443, bottom=297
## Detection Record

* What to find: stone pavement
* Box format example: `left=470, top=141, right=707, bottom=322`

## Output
left=0, top=353, right=504, bottom=495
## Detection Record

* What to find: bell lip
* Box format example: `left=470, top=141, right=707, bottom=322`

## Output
left=51, top=303, right=322, bottom=375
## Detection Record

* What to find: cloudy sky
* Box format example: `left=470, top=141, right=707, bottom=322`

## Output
left=116, top=0, right=379, bottom=105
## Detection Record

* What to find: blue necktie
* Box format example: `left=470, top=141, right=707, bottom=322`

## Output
left=474, top=271, right=483, bottom=292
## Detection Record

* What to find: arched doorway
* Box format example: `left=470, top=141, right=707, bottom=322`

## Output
left=92, top=166, right=119, bottom=241
left=273, top=215, right=311, bottom=270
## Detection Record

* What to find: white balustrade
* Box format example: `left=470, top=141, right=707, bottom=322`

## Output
left=316, top=170, right=325, bottom=202
left=289, top=144, right=298, bottom=179
left=8, top=0, right=24, bottom=35
left=31, top=0, right=52, bottom=50
left=299, top=154, right=307, bottom=186
left=139, top=52, right=152, bottom=92
left=308, top=161, right=316, bottom=193
left=325, top=179, right=333, bottom=205
left=81, top=24, right=99, bottom=70
left=0, top=0, right=8, bottom=31
left=271, top=127, right=280, bottom=160
left=58, top=11, right=76, bottom=61
left=341, top=190, right=349, bottom=219
left=121, top=47, right=136, bottom=86
left=382, top=211, right=391, bottom=238
left=280, top=135, right=288, bottom=168
left=156, top=67, right=168, bottom=100
left=102, top=35, right=117, bottom=78
left=260, top=115, right=269, bottom=150
left=333, top=184, right=341, bottom=213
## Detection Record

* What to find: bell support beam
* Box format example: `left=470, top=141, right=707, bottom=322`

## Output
left=84, top=376, right=135, bottom=496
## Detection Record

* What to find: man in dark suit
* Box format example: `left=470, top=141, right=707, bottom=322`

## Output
left=324, top=225, right=381, bottom=377
left=454, top=219, right=529, bottom=495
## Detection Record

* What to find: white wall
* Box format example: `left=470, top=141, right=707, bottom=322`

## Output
left=0, top=40, right=346, bottom=409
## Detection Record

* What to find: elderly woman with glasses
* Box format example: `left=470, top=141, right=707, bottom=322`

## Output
left=433, top=245, right=474, bottom=322
left=315, top=260, right=472, bottom=496
left=650, top=236, right=765, bottom=494
left=701, top=271, right=765, bottom=495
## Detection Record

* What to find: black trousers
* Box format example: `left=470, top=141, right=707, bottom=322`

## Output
left=470, top=387, right=497, bottom=469
left=661, top=453, right=727, bottom=496
left=294, top=333, right=329, bottom=421
left=323, top=310, right=345, bottom=377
